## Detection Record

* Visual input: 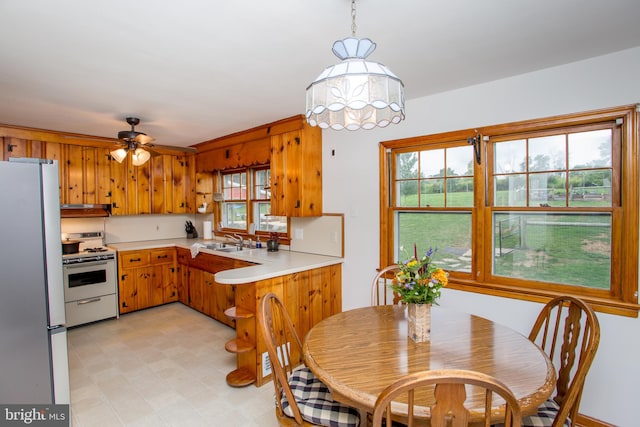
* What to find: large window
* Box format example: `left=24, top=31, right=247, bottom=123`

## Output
left=380, top=105, right=639, bottom=316
left=220, top=166, right=287, bottom=237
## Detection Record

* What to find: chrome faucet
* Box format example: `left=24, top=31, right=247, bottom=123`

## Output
left=225, top=233, right=244, bottom=249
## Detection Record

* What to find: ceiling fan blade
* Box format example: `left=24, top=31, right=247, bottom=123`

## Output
left=134, top=133, right=155, bottom=144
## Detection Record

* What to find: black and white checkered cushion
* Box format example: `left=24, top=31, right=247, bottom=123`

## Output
left=519, top=399, right=571, bottom=427
left=281, top=367, right=360, bottom=427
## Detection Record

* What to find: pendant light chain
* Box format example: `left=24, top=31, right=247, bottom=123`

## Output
left=351, top=0, right=357, bottom=37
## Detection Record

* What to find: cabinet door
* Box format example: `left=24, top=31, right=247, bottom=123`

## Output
left=189, top=268, right=205, bottom=312
left=133, top=267, right=153, bottom=309
left=150, top=248, right=178, bottom=303
left=44, top=142, right=65, bottom=203
left=118, top=269, right=137, bottom=314
left=270, top=127, right=322, bottom=217
left=127, top=160, right=151, bottom=215
left=65, top=144, right=84, bottom=205
left=202, top=270, right=216, bottom=317
left=172, top=155, right=194, bottom=213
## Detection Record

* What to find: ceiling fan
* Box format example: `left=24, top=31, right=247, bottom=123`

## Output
left=111, top=117, right=195, bottom=166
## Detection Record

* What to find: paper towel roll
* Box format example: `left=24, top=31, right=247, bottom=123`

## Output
left=203, top=221, right=213, bottom=239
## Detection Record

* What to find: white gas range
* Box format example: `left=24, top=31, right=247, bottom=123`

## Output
left=61, top=231, right=119, bottom=327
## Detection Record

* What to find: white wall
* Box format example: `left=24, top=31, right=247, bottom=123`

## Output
left=322, top=46, right=640, bottom=427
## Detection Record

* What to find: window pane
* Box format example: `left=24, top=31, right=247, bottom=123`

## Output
left=568, top=170, right=612, bottom=207
left=447, top=177, right=474, bottom=207
left=420, top=149, right=444, bottom=177
left=446, top=145, right=474, bottom=176
left=396, top=212, right=472, bottom=273
left=252, top=202, right=287, bottom=233
left=222, top=202, right=246, bottom=229
left=568, top=129, right=612, bottom=169
left=493, top=212, right=611, bottom=289
left=254, top=169, right=271, bottom=200
left=494, top=174, right=526, bottom=206
left=263, top=215, right=287, bottom=233
left=396, top=181, right=419, bottom=206
left=223, top=172, right=247, bottom=200
left=420, top=179, right=444, bottom=207
left=528, top=135, right=565, bottom=172
left=396, top=152, right=418, bottom=179
left=528, top=172, right=566, bottom=206
left=495, top=139, right=526, bottom=173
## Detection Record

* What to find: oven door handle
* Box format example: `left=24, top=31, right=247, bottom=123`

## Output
left=77, top=297, right=102, bottom=305
left=65, top=261, right=109, bottom=268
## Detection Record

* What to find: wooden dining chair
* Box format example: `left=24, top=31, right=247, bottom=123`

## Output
left=371, top=369, right=522, bottom=427
left=259, top=292, right=361, bottom=427
left=371, top=265, right=402, bottom=306
left=520, top=296, right=600, bottom=427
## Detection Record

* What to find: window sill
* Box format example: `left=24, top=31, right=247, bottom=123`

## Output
left=448, top=279, right=640, bottom=318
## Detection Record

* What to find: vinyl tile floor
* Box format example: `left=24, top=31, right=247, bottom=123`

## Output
left=67, top=303, right=279, bottom=427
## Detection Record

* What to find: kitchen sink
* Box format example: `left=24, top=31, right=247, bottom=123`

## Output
left=204, top=243, right=242, bottom=252
left=213, top=247, right=239, bottom=253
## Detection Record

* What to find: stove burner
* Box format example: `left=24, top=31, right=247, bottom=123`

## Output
left=85, top=247, right=108, bottom=253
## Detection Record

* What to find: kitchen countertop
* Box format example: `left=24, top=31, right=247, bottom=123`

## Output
left=107, top=238, right=343, bottom=285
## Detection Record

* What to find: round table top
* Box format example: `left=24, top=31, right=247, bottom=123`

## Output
left=303, top=305, right=556, bottom=421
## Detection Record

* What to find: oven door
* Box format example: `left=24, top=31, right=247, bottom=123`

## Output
left=63, top=259, right=116, bottom=302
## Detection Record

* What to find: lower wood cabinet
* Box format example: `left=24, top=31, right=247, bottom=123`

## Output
left=225, top=263, right=343, bottom=387
left=175, top=247, right=253, bottom=327
left=118, top=248, right=177, bottom=314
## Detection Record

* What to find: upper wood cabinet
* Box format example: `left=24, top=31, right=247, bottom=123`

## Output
left=0, top=124, right=196, bottom=214
left=194, top=115, right=323, bottom=217
left=270, top=125, right=322, bottom=217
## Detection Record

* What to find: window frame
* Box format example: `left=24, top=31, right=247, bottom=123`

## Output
left=218, top=165, right=290, bottom=241
left=379, top=105, right=639, bottom=317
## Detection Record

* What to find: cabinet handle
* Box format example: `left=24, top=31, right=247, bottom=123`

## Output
left=130, top=258, right=141, bottom=263
left=157, top=255, right=168, bottom=259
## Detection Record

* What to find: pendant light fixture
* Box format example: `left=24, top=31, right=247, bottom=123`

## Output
left=305, top=0, right=405, bottom=130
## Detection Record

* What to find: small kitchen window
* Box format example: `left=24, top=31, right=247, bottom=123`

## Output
left=220, top=166, right=288, bottom=237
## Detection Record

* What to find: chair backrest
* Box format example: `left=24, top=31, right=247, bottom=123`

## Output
left=259, top=292, right=306, bottom=425
left=371, top=264, right=402, bottom=306
left=371, top=369, right=522, bottom=427
left=528, top=296, right=600, bottom=427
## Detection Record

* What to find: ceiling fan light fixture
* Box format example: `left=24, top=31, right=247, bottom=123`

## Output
left=305, top=0, right=405, bottom=131
left=131, top=147, right=151, bottom=166
left=110, top=147, right=128, bottom=163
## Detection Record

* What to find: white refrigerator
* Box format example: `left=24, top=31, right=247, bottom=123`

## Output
left=0, top=158, right=70, bottom=404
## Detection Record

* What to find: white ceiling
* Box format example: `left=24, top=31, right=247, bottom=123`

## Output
left=1, top=0, right=640, bottom=148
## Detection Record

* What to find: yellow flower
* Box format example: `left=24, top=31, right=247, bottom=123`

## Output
left=431, top=269, right=448, bottom=286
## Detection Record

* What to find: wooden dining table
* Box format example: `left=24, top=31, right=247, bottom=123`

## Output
left=303, top=305, right=556, bottom=424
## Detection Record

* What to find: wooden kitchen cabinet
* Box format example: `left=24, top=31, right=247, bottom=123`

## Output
left=270, top=123, right=322, bottom=217
left=176, top=247, right=190, bottom=304
left=118, top=248, right=178, bottom=313
left=150, top=248, right=178, bottom=303
left=194, top=115, right=322, bottom=217
left=117, top=250, right=152, bottom=314
left=112, top=153, right=195, bottom=215
left=225, top=263, right=342, bottom=387
left=185, top=251, right=252, bottom=328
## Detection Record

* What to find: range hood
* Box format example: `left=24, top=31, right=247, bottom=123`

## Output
left=60, top=204, right=111, bottom=218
